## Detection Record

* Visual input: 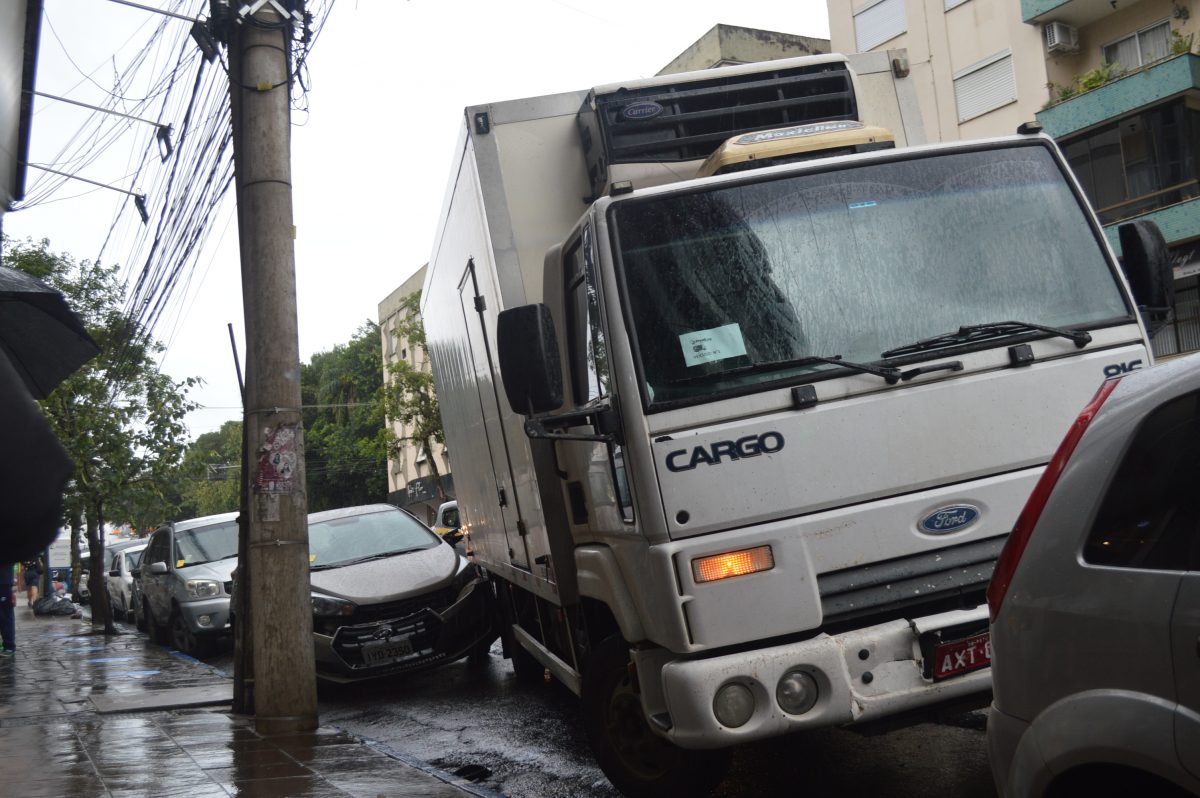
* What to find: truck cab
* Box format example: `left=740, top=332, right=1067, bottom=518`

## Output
left=423, top=51, right=1173, bottom=796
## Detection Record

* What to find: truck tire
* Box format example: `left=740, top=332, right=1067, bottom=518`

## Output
left=582, top=636, right=730, bottom=798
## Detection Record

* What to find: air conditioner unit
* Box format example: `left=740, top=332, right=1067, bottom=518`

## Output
left=1045, top=22, right=1079, bottom=54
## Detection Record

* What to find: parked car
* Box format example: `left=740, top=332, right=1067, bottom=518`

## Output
left=105, top=540, right=146, bottom=620
left=307, top=503, right=496, bottom=682
left=138, top=512, right=239, bottom=657
left=987, top=353, right=1200, bottom=798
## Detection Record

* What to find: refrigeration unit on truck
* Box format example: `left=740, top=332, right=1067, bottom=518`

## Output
left=421, top=51, right=1173, bottom=796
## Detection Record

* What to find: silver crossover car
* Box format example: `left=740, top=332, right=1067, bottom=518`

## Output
left=139, top=512, right=239, bottom=657
left=308, top=504, right=496, bottom=682
left=105, top=540, right=146, bottom=621
left=987, top=353, right=1200, bottom=797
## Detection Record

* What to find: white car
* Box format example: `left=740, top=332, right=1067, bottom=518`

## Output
left=105, top=540, right=147, bottom=620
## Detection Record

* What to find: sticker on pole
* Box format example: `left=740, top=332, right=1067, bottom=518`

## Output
left=680, top=324, right=748, bottom=367
left=254, top=424, right=298, bottom=494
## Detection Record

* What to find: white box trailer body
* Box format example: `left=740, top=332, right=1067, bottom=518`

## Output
left=422, top=51, right=1165, bottom=796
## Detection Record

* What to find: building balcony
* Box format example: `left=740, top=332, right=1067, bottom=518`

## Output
left=1022, top=0, right=1125, bottom=26
left=1102, top=195, right=1200, bottom=256
left=1037, top=53, right=1200, bottom=138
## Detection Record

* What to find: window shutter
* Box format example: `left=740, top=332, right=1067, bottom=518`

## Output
left=954, top=52, right=1016, bottom=123
left=854, top=0, right=906, bottom=51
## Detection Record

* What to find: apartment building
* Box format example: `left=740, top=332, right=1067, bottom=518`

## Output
left=378, top=264, right=453, bottom=524
left=828, top=0, right=1200, bottom=354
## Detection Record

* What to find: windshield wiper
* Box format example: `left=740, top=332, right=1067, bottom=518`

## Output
left=669, top=355, right=901, bottom=386
left=309, top=549, right=416, bottom=571
left=881, top=320, right=1092, bottom=359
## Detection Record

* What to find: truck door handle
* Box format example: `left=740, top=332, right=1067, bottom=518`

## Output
left=498, top=488, right=508, bottom=507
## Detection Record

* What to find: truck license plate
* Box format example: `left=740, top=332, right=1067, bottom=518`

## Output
left=362, top=636, right=414, bottom=666
left=931, top=631, right=991, bottom=681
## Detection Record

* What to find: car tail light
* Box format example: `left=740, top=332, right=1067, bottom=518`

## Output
left=987, top=378, right=1121, bottom=621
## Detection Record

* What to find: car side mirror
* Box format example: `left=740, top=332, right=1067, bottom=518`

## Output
left=148, top=561, right=169, bottom=575
left=108, top=569, right=120, bottom=578
left=1118, top=220, right=1174, bottom=333
left=497, top=303, right=563, bottom=416
left=131, top=568, right=141, bottom=579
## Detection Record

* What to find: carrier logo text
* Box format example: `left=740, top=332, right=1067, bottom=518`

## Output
left=665, top=432, right=785, bottom=472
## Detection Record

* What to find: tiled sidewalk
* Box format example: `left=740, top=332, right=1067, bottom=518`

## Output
left=0, top=602, right=481, bottom=797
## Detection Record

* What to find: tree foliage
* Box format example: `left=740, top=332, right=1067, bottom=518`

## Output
left=380, top=290, right=445, bottom=497
left=2, top=237, right=197, bottom=633
left=178, top=419, right=243, bottom=518
left=300, top=321, right=389, bottom=512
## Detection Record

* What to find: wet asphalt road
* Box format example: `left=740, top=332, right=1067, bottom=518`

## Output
left=200, top=637, right=997, bottom=797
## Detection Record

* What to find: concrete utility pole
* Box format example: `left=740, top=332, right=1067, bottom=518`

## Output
left=227, top=1, right=317, bottom=734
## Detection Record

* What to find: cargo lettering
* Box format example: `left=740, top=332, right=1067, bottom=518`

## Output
left=665, top=432, right=785, bottom=472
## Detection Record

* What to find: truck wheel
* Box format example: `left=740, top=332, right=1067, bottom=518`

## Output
left=582, top=636, right=729, bottom=798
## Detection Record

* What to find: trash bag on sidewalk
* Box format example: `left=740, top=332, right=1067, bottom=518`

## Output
left=32, top=594, right=77, bottom=617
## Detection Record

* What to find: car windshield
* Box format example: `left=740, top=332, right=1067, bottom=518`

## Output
left=612, top=143, right=1131, bottom=408
left=175, top=521, right=239, bottom=567
left=126, top=549, right=144, bottom=570
left=308, top=508, right=439, bottom=569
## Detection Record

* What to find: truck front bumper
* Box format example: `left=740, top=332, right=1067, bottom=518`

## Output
left=653, top=608, right=991, bottom=749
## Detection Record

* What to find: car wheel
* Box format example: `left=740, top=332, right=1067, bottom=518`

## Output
left=147, top=600, right=171, bottom=645
left=581, top=635, right=730, bottom=798
left=170, top=610, right=209, bottom=658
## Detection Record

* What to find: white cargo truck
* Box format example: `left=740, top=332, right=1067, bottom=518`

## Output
left=421, top=51, right=1172, bottom=796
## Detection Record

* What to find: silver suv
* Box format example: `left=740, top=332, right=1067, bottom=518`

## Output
left=139, top=512, right=239, bottom=657
left=987, top=353, right=1200, bottom=797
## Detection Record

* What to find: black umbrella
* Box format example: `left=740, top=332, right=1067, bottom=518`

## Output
left=0, top=264, right=100, bottom=398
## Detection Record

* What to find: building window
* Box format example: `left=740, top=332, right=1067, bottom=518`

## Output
left=953, top=51, right=1016, bottom=123
left=854, top=0, right=906, bottom=51
left=1102, top=21, right=1171, bottom=70
left=1061, top=100, right=1200, bottom=225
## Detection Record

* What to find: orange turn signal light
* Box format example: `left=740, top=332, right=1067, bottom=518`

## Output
left=692, top=546, right=774, bottom=584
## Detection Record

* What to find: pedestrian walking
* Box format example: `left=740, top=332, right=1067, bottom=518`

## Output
left=21, top=556, right=42, bottom=607
left=0, top=562, right=15, bottom=656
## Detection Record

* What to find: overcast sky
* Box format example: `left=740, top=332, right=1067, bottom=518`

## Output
left=8, top=0, right=830, bottom=438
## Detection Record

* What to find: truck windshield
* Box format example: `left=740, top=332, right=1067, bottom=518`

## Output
left=612, top=143, right=1131, bottom=408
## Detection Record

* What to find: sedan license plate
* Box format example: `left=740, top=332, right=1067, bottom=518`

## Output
left=362, top=635, right=414, bottom=667
left=931, top=631, right=991, bottom=681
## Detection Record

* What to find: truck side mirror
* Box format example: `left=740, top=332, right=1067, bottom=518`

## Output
left=497, top=304, right=563, bottom=415
left=148, top=561, right=169, bottom=575
left=1118, top=220, right=1174, bottom=333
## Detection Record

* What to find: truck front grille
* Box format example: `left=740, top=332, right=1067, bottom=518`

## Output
left=817, top=536, right=1005, bottom=629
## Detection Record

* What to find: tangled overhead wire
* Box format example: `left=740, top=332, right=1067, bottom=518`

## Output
left=16, top=0, right=336, bottom=404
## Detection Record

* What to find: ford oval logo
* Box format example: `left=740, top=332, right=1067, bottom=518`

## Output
left=622, top=101, right=664, bottom=121
left=919, top=505, right=980, bottom=535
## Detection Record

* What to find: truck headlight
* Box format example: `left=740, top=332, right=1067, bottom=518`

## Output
left=311, top=594, right=356, bottom=617
left=185, top=579, right=221, bottom=599
left=713, top=682, right=755, bottom=728
left=776, top=669, right=819, bottom=715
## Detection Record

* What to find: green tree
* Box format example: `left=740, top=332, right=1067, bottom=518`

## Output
left=179, top=419, right=243, bottom=518
left=300, top=321, right=389, bottom=511
left=381, top=291, right=445, bottom=499
left=3, top=237, right=197, bottom=633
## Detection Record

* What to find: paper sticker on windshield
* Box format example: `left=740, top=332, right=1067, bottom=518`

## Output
left=176, top=560, right=186, bottom=569
left=680, top=324, right=748, bottom=367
